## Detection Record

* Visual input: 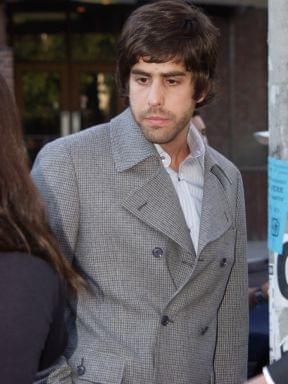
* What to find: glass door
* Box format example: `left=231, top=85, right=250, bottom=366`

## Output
left=15, top=63, right=69, bottom=163
left=15, top=62, right=124, bottom=163
left=70, top=63, right=123, bottom=132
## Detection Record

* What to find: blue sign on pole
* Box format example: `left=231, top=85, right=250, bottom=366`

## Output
left=268, top=156, right=288, bottom=253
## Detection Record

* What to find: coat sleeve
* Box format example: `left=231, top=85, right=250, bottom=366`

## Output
left=31, top=140, right=80, bottom=384
left=34, top=356, right=73, bottom=384
left=214, top=170, right=249, bottom=383
left=31, top=139, right=80, bottom=263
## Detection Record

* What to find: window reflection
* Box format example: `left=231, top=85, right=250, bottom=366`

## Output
left=21, top=71, right=61, bottom=162
left=14, top=34, right=66, bottom=60
left=80, top=72, right=116, bottom=129
left=71, top=34, right=117, bottom=61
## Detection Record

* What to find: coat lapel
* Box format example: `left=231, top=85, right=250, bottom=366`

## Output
left=110, top=108, right=194, bottom=255
left=197, top=149, right=234, bottom=256
left=122, top=167, right=194, bottom=254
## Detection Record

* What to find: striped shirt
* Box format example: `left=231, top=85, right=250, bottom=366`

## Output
left=155, top=123, right=205, bottom=253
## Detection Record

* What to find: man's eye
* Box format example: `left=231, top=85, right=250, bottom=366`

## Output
left=136, top=77, right=149, bottom=84
left=166, top=79, right=179, bottom=85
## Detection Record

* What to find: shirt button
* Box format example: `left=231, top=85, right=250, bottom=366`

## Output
left=161, top=315, right=170, bottom=326
left=160, top=153, right=171, bottom=167
left=152, top=247, right=163, bottom=258
left=220, top=258, right=227, bottom=267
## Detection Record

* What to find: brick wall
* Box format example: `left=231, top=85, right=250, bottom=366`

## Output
left=242, top=169, right=267, bottom=241
left=202, top=8, right=268, bottom=168
left=201, top=7, right=268, bottom=239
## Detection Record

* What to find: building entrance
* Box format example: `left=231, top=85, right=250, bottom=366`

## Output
left=7, top=0, right=132, bottom=161
left=15, top=62, right=120, bottom=162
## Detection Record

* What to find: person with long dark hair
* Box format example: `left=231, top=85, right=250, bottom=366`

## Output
left=0, top=73, right=83, bottom=383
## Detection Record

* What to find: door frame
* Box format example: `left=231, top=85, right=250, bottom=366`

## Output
left=14, top=61, right=122, bottom=135
left=14, top=62, right=70, bottom=114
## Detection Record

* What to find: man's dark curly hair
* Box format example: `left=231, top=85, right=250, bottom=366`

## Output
left=116, top=0, right=219, bottom=107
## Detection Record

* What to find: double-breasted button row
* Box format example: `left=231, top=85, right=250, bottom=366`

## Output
left=160, top=314, right=209, bottom=335
left=152, top=247, right=163, bottom=258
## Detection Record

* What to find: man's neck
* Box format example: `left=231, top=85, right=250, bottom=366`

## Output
left=160, top=141, right=190, bottom=172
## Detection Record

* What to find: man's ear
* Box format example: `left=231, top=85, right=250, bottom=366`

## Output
left=196, top=94, right=206, bottom=104
left=195, top=83, right=211, bottom=104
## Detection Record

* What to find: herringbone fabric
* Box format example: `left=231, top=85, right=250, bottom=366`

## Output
left=32, top=108, right=248, bottom=384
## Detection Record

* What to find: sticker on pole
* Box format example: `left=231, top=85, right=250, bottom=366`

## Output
left=269, top=235, right=288, bottom=362
left=268, top=156, right=288, bottom=254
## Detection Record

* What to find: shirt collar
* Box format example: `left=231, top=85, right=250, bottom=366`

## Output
left=154, top=121, right=206, bottom=168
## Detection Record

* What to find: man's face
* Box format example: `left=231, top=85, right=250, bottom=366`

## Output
left=129, top=59, right=198, bottom=146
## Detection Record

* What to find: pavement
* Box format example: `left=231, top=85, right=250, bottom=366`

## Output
left=247, top=241, right=268, bottom=264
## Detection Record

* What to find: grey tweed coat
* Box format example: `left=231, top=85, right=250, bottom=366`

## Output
left=32, top=108, right=248, bottom=384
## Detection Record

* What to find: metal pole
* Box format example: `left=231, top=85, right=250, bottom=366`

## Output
left=268, top=0, right=288, bottom=363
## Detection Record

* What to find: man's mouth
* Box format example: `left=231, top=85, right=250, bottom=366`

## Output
left=144, top=116, right=170, bottom=125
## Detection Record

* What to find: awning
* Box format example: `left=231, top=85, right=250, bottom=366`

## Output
left=4, top=0, right=268, bottom=7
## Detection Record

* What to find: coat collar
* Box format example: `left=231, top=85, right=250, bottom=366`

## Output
left=110, top=108, right=157, bottom=172
left=197, top=147, right=235, bottom=255
left=110, top=108, right=232, bottom=185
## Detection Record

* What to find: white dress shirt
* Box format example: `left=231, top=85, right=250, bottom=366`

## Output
left=155, top=122, right=205, bottom=253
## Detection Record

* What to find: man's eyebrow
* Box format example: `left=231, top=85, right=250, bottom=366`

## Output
left=130, top=69, right=151, bottom=76
left=162, top=71, right=186, bottom=77
left=130, top=69, right=187, bottom=77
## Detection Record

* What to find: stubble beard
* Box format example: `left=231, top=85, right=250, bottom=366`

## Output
left=131, top=107, right=193, bottom=145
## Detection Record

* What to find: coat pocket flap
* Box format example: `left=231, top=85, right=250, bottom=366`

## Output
left=76, top=351, right=125, bottom=384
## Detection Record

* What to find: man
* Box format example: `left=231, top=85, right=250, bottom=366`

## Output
left=32, top=1, right=248, bottom=383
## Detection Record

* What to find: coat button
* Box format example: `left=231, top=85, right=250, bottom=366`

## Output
left=220, top=258, right=227, bottom=267
left=201, top=326, right=209, bottom=335
left=152, top=247, right=163, bottom=258
left=77, top=364, right=86, bottom=376
left=161, top=315, right=170, bottom=326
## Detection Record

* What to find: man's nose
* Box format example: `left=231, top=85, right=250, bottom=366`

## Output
left=147, top=81, right=164, bottom=107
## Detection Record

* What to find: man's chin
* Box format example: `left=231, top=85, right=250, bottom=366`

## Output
left=142, top=132, right=175, bottom=145
left=140, top=127, right=166, bottom=143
